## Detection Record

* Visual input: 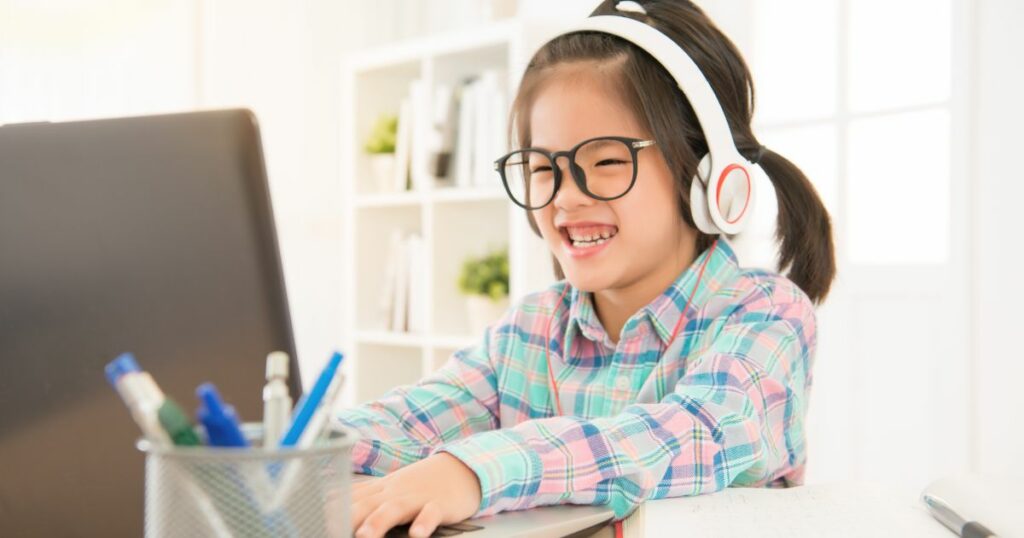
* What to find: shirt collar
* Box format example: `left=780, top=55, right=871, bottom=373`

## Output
left=566, top=238, right=740, bottom=347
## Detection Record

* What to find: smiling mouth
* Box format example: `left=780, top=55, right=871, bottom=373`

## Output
left=559, top=224, right=619, bottom=249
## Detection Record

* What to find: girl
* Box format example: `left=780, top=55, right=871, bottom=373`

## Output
left=343, top=1, right=835, bottom=536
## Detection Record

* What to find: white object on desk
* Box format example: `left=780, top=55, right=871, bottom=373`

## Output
left=922, top=474, right=1024, bottom=537
left=622, top=482, right=950, bottom=537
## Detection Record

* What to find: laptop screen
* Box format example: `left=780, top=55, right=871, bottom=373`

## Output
left=0, top=109, right=300, bottom=536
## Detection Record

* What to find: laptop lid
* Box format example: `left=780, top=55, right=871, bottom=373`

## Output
left=0, top=109, right=300, bottom=536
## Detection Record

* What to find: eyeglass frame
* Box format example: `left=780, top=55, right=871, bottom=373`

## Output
left=493, top=135, right=657, bottom=210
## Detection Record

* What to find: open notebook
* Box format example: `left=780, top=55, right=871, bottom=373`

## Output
left=620, top=482, right=951, bottom=537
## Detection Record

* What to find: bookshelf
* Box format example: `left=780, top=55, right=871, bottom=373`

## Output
left=340, top=20, right=563, bottom=406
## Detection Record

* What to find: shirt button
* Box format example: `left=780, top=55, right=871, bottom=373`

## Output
left=615, top=375, right=631, bottom=391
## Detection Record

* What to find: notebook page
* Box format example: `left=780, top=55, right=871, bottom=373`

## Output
left=640, top=482, right=950, bottom=537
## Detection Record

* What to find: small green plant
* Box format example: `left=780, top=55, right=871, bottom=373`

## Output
left=364, top=114, right=398, bottom=154
left=458, top=249, right=509, bottom=301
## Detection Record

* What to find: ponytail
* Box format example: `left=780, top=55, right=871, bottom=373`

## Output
left=757, top=148, right=835, bottom=303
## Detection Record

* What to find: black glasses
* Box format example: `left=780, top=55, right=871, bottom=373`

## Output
left=494, top=136, right=657, bottom=210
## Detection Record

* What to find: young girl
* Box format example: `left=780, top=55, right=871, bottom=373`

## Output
left=343, top=1, right=835, bottom=536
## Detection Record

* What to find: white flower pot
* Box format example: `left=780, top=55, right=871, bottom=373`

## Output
left=465, top=295, right=509, bottom=337
left=368, top=153, right=396, bottom=193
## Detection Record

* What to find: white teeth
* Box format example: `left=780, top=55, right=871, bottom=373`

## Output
left=566, top=228, right=617, bottom=242
left=570, top=236, right=611, bottom=248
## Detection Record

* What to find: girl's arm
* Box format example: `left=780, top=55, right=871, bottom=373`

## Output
left=338, top=328, right=501, bottom=476
left=437, top=276, right=815, bottom=520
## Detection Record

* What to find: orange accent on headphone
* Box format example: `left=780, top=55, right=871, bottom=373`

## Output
left=716, top=164, right=752, bottom=225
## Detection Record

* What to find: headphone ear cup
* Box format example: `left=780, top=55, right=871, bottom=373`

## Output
left=689, top=154, right=720, bottom=235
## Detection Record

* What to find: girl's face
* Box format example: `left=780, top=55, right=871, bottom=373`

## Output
left=529, top=63, right=696, bottom=294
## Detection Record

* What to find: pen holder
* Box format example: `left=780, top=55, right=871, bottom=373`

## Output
left=137, top=423, right=356, bottom=538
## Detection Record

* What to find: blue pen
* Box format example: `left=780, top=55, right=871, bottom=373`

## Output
left=196, top=383, right=249, bottom=447
left=279, top=351, right=343, bottom=447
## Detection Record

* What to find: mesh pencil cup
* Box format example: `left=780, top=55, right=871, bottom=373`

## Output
left=137, top=423, right=356, bottom=538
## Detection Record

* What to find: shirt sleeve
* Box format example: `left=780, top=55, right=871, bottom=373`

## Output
left=336, top=326, right=501, bottom=476
left=436, top=278, right=816, bottom=519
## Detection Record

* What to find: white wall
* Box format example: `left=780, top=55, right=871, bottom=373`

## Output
left=196, top=0, right=357, bottom=384
left=0, top=0, right=197, bottom=122
left=973, top=0, right=1024, bottom=477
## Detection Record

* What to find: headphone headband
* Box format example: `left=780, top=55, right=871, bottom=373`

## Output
left=568, top=16, right=745, bottom=174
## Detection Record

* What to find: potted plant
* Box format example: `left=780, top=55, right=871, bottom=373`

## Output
left=458, top=249, right=510, bottom=337
left=364, top=114, right=398, bottom=192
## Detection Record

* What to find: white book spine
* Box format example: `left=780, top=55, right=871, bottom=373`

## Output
left=406, top=234, right=425, bottom=334
left=393, top=97, right=413, bottom=192
left=390, top=234, right=409, bottom=332
left=472, top=73, right=492, bottom=188
left=379, top=230, right=403, bottom=330
left=454, top=80, right=477, bottom=189
left=409, top=79, right=430, bottom=192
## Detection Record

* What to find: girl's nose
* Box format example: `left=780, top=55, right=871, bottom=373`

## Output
left=552, top=155, right=592, bottom=210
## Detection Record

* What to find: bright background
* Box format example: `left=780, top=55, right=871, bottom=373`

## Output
left=3, top=0, right=1022, bottom=492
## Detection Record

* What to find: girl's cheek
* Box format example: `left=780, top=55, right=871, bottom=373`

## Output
left=534, top=209, right=557, bottom=241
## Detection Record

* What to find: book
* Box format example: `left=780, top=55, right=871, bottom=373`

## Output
left=405, top=234, right=425, bottom=334
left=390, top=233, right=409, bottom=332
left=393, top=97, right=413, bottom=192
left=473, top=68, right=507, bottom=188
left=380, top=230, right=403, bottom=330
left=453, top=77, right=477, bottom=189
left=621, top=482, right=950, bottom=537
left=430, top=83, right=457, bottom=183
left=409, top=78, right=430, bottom=192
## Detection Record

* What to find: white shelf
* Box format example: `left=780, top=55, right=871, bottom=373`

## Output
left=347, top=20, right=517, bottom=74
left=431, top=186, right=507, bottom=203
left=356, top=330, right=426, bottom=348
left=355, top=331, right=478, bottom=352
left=341, top=19, right=560, bottom=406
left=355, top=191, right=425, bottom=208
left=431, top=334, right=478, bottom=350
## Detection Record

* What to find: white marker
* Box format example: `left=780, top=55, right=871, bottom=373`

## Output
left=262, top=351, right=292, bottom=449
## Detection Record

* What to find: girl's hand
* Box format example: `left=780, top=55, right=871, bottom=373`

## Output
left=352, top=452, right=482, bottom=538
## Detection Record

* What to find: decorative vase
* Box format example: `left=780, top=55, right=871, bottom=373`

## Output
left=368, top=153, right=396, bottom=193
left=465, top=294, right=510, bottom=337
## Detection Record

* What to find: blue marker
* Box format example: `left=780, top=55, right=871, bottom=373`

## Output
left=196, top=383, right=249, bottom=447
left=279, top=351, right=343, bottom=447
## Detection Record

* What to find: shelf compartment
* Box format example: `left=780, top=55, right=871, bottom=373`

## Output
left=352, top=343, right=423, bottom=404
left=430, top=199, right=509, bottom=336
left=354, top=205, right=423, bottom=334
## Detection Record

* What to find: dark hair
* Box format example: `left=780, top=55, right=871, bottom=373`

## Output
left=511, top=0, right=836, bottom=303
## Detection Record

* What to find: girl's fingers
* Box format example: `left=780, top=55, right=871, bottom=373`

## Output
left=351, top=485, right=388, bottom=531
left=351, top=498, right=372, bottom=531
left=407, top=502, right=443, bottom=538
left=352, top=476, right=380, bottom=493
left=355, top=498, right=418, bottom=538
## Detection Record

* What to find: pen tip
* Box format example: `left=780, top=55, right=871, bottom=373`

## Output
left=104, top=352, right=140, bottom=386
left=196, top=382, right=220, bottom=405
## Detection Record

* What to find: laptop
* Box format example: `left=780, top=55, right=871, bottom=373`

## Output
left=0, top=110, right=301, bottom=536
left=0, top=109, right=615, bottom=537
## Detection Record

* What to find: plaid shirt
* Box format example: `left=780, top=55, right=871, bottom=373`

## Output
left=337, top=239, right=817, bottom=519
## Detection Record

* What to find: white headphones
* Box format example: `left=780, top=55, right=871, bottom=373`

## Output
left=554, top=10, right=758, bottom=236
